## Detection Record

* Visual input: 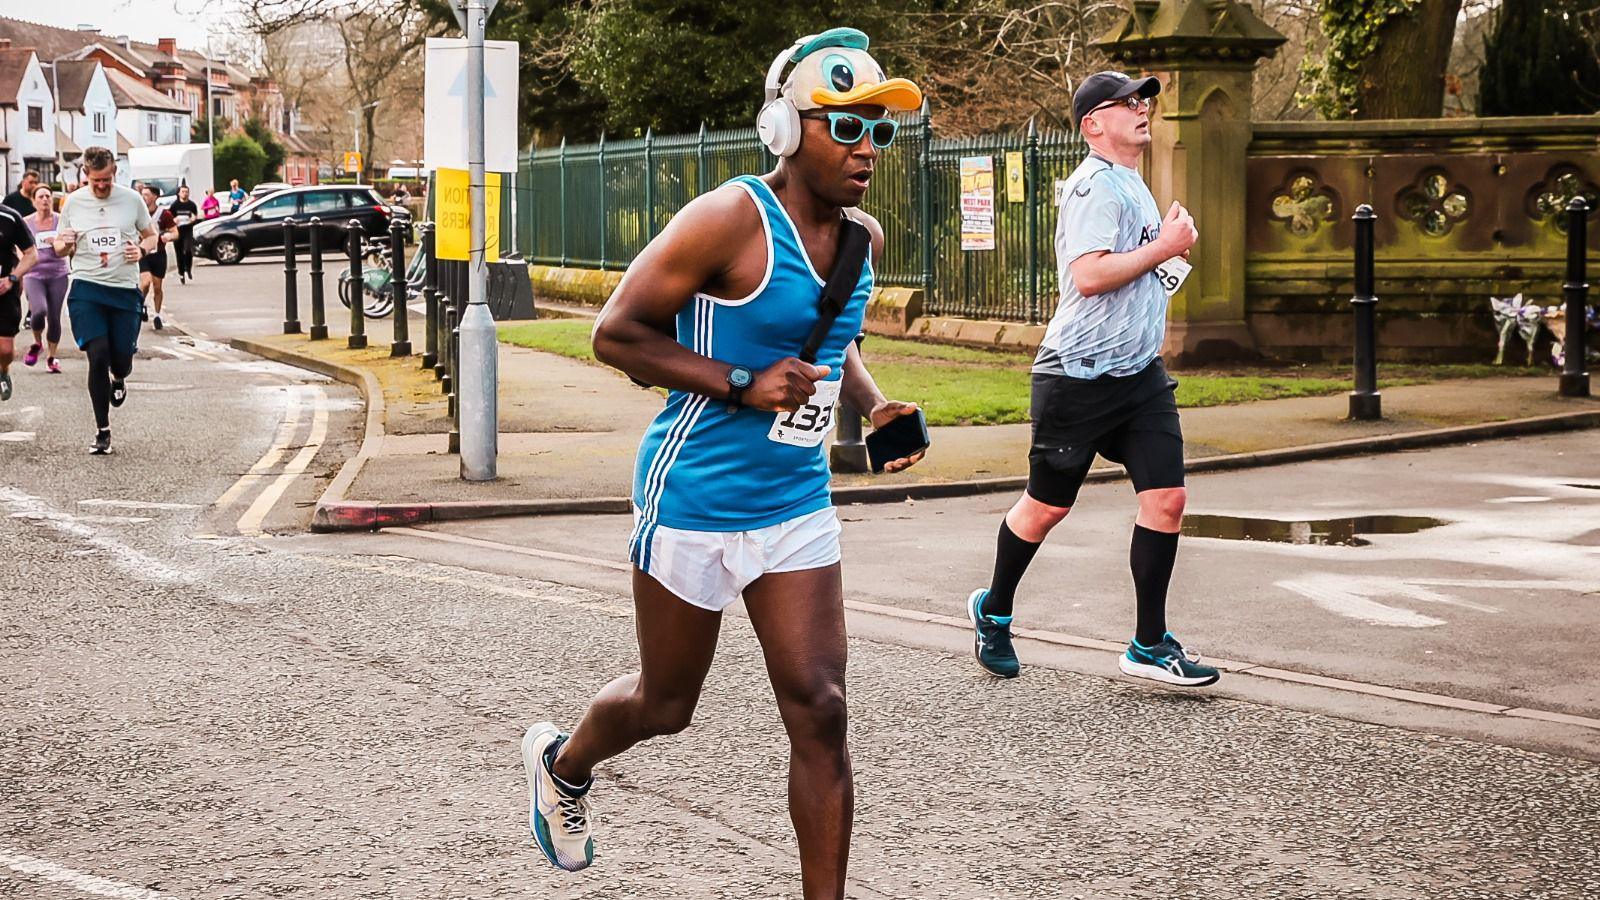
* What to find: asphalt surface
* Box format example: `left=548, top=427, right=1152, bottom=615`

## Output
left=5, top=260, right=1600, bottom=898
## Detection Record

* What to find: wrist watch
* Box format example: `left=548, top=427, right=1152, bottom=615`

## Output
left=726, top=365, right=753, bottom=411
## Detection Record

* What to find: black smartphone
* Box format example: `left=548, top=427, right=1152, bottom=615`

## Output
left=866, top=409, right=931, bottom=473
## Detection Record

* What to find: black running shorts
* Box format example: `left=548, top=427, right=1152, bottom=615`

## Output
left=0, top=284, right=21, bottom=336
left=1026, top=358, right=1185, bottom=508
left=139, top=247, right=168, bottom=279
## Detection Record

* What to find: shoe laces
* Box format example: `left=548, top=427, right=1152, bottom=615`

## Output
left=555, top=793, right=590, bottom=835
left=980, top=619, right=1014, bottom=653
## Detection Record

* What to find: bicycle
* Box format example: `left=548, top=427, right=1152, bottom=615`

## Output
left=338, top=240, right=423, bottom=319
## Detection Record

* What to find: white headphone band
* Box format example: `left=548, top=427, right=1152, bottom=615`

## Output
left=763, top=35, right=815, bottom=105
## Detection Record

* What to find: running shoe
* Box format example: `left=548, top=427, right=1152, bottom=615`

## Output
left=153, top=315, right=163, bottom=331
left=0, top=371, right=10, bottom=401
left=90, top=429, right=112, bottom=455
left=23, top=344, right=40, bottom=366
left=110, top=378, right=127, bottom=407
left=1118, top=633, right=1220, bottom=687
left=966, top=588, right=1020, bottom=678
left=46, top=357, right=61, bottom=374
left=523, top=723, right=594, bottom=871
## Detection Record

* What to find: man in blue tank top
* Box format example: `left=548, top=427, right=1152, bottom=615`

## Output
left=521, top=29, right=924, bottom=897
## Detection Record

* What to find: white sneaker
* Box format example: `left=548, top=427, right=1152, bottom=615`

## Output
left=522, top=722, right=594, bottom=871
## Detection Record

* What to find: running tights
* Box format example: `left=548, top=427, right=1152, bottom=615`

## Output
left=24, top=274, right=67, bottom=344
left=84, top=336, right=132, bottom=430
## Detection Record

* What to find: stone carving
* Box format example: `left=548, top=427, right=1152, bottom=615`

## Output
left=1531, top=169, right=1600, bottom=235
left=1399, top=171, right=1469, bottom=237
left=1268, top=174, right=1335, bottom=236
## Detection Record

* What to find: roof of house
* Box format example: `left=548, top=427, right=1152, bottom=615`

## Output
left=48, top=59, right=99, bottom=111
left=104, top=67, right=187, bottom=113
left=0, top=46, right=36, bottom=107
left=0, top=16, right=251, bottom=88
left=116, top=132, right=132, bottom=154
left=56, top=126, right=80, bottom=155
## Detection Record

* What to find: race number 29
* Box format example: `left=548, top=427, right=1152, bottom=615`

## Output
left=1154, top=256, right=1192, bottom=297
left=767, top=379, right=842, bottom=448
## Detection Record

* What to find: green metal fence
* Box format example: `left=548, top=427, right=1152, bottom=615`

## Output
left=513, top=111, right=1087, bottom=323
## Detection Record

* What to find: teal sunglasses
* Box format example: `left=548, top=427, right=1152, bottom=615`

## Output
left=801, top=111, right=899, bottom=149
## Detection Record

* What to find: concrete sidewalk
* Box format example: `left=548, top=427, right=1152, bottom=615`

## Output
left=231, top=316, right=1600, bottom=527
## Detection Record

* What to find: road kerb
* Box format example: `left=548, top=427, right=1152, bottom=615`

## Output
left=227, top=338, right=1600, bottom=529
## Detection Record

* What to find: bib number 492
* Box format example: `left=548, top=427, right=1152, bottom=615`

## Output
left=767, top=379, right=842, bottom=448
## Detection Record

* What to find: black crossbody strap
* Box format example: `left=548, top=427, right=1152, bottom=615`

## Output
left=799, top=217, right=871, bottom=364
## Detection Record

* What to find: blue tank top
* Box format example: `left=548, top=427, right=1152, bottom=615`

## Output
left=630, top=175, right=872, bottom=537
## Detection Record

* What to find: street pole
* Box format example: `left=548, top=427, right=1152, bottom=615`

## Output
left=457, top=0, right=498, bottom=480
left=1560, top=197, right=1591, bottom=398
left=205, top=38, right=213, bottom=145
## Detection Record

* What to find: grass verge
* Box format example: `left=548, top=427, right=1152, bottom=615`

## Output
left=498, top=320, right=1544, bottom=427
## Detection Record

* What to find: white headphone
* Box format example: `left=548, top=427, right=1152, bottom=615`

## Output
left=756, top=35, right=813, bottom=158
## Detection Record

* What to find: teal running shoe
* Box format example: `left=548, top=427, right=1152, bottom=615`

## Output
left=522, top=723, right=594, bottom=871
left=966, top=589, right=1020, bottom=678
left=1119, top=633, right=1220, bottom=687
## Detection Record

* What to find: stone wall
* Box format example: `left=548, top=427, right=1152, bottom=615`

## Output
left=1245, top=116, right=1600, bottom=362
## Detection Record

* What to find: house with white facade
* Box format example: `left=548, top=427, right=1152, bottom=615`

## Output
left=49, top=59, right=117, bottom=169
left=105, top=68, right=190, bottom=150
left=0, top=43, right=58, bottom=194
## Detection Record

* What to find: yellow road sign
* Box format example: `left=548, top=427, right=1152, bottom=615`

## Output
left=436, top=167, right=500, bottom=263
left=343, top=151, right=363, bottom=174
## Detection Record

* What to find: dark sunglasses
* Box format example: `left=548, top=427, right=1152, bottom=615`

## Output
left=800, top=111, right=899, bottom=149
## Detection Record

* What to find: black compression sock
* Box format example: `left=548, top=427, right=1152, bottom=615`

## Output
left=983, top=520, right=1041, bottom=619
left=1131, top=524, right=1179, bottom=647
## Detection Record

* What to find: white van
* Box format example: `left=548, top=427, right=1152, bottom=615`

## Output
left=128, top=143, right=215, bottom=206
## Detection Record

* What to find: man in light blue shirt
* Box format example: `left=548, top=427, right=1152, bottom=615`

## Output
left=965, top=71, right=1221, bottom=688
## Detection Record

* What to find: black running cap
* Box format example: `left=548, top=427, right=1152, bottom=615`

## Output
left=1072, top=71, right=1160, bottom=127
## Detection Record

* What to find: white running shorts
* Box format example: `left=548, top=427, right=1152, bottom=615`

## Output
left=629, top=506, right=843, bottom=612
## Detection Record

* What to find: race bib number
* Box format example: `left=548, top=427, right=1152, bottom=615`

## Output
left=175, top=214, right=193, bottom=226
left=1154, top=256, right=1192, bottom=296
left=767, top=379, right=841, bottom=448
left=83, top=227, right=123, bottom=268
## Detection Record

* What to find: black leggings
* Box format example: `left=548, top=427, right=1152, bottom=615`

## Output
left=176, top=230, right=195, bottom=277
left=84, top=336, right=133, bottom=430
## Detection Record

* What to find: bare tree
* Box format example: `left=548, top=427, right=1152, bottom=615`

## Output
left=243, top=0, right=435, bottom=179
left=891, top=0, right=1124, bottom=134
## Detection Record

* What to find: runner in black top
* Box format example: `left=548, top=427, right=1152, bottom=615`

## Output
left=0, top=203, right=40, bottom=401
left=169, top=185, right=200, bottom=284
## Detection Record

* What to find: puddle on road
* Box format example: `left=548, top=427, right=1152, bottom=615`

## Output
left=1182, top=513, right=1448, bottom=547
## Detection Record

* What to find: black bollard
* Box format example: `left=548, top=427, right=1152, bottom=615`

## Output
left=1348, top=204, right=1381, bottom=420
left=447, top=303, right=461, bottom=454
left=307, top=217, right=328, bottom=340
left=1560, top=197, right=1591, bottom=398
left=435, top=259, right=454, bottom=381
left=830, top=332, right=869, bottom=473
left=346, top=219, right=367, bottom=350
left=421, top=224, right=438, bottom=370
left=282, top=219, right=301, bottom=334
left=389, top=219, right=411, bottom=357
left=443, top=303, right=456, bottom=403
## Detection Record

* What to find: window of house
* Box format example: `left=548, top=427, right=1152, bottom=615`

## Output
left=147, top=114, right=158, bottom=142
left=170, top=116, right=184, bottom=143
left=27, top=106, right=43, bottom=132
left=213, top=97, right=223, bottom=118
left=93, top=112, right=107, bottom=134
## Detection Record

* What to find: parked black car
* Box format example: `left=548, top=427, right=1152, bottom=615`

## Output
left=194, top=185, right=413, bottom=265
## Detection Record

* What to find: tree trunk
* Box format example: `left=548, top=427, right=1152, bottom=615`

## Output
left=1353, top=0, right=1465, bottom=118
left=363, top=106, right=378, bottom=183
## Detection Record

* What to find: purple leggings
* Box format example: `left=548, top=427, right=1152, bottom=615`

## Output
left=24, top=273, right=68, bottom=344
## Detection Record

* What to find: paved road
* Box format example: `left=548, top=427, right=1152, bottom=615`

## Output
left=5, top=260, right=1600, bottom=898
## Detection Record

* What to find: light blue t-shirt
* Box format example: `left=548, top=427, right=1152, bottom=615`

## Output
left=1033, top=154, right=1168, bottom=379
left=628, top=175, right=871, bottom=548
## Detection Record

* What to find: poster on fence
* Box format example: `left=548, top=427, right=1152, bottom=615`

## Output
left=960, top=155, right=996, bottom=251
left=1005, top=151, right=1025, bottom=203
